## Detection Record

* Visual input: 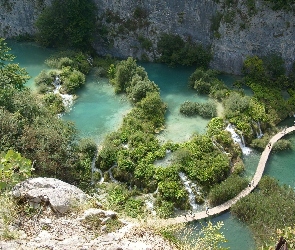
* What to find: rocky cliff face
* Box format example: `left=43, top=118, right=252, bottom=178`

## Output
left=0, top=0, right=294, bottom=74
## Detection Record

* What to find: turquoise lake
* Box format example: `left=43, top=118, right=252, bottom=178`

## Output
left=8, top=40, right=295, bottom=249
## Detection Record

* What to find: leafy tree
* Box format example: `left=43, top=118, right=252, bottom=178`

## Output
left=0, top=38, right=30, bottom=90
left=157, top=34, right=212, bottom=67
left=35, top=0, right=97, bottom=50
left=0, top=150, right=33, bottom=190
left=208, top=175, right=248, bottom=206
left=223, top=92, right=251, bottom=118
left=263, top=53, right=286, bottom=80
left=60, top=66, right=85, bottom=94
left=243, top=55, right=266, bottom=82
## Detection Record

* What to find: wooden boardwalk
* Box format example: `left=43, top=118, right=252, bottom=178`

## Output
left=155, top=126, right=295, bottom=226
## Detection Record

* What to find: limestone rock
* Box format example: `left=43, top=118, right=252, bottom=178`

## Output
left=12, top=177, right=89, bottom=214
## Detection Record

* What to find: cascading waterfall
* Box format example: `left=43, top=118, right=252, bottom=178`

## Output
left=108, top=165, right=119, bottom=183
left=212, top=138, right=229, bottom=155
left=225, top=124, right=252, bottom=155
left=257, top=121, right=263, bottom=138
left=91, top=150, right=104, bottom=184
left=52, top=76, right=74, bottom=112
left=179, top=172, right=198, bottom=210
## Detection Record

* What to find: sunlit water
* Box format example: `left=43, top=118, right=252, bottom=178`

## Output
left=140, top=62, right=210, bottom=143
left=62, top=72, right=131, bottom=144
left=10, top=41, right=295, bottom=249
left=8, top=40, right=53, bottom=90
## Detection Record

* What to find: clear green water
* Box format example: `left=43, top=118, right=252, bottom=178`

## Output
left=140, top=62, right=210, bottom=142
left=62, top=72, right=131, bottom=144
left=184, top=212, right=256, bottom=250
left=14, top=41, right=295, bottom=249
left=8, top=40, right=54, bottom=90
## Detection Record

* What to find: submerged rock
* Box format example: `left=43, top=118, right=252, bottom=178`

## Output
left=12, top=177, right=89, bottom=214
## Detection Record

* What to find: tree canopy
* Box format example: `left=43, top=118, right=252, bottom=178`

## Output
left=35, top=0, right=97, bottom=50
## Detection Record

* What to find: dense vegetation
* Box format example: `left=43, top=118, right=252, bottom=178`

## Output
left=208, top=175, right=248, bottom=206
left=35, top=51, right=92, bottom=94
left=157, top=33, right=212, bottom=67
left=35, top=0, right=97, bottom=50
left=180, top=101, right=217, bottom=118
left=232, top=176, right=295, bottom=247
left=0, top=39, right=96, bottom=188
left=93, top=58, right=246, bottom=218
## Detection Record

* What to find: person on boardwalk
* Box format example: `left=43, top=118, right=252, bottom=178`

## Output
left=268, top=142, right=271, bottom=149
left=206, top=206, right=209, bottom=215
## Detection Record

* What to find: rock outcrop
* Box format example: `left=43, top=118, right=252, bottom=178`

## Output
left=1, top=178, right=176, bottom=250
left=12, top=177, right=89, bottom=213
left=0, top=0, right=294, bottom=74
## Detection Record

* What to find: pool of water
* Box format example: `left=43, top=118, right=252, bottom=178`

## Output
left=62, top=72, right=131, bottom=144
left=8, top=40, right=54, bottom=90
left=141, top=62, right=210, bottom=142
left=182, top=212, right=256, bottom=250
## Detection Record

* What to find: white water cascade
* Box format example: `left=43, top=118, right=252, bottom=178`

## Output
left=91, top=150, right=104, bottom=184
left=212, top=138, right=229, bottom=155
left=256, top=121, right=263, bottom=138
left=52, top=76, right=74, bottom=112
left=108, top=165, right=119, bottom=183
left=179, top=172, right=199, bottom=210
left=225, top=124, right=252, bottom=155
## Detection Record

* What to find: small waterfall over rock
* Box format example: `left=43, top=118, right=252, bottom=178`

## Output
left=91, top=147, right=105, bottom=184
left=225, top=124, right=252, bottom=155
left=212, top=138, right=229, bottom=155
left=52, top=76, right=74, bottom=112
left=108, top=165, right=119, bottom=183
left=91, top=150, right=104, bottom=184
left=256, top=121, right=263, bottom=138
left=179, top=172, right=198, bottom=210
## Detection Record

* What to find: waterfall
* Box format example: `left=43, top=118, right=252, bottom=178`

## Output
left=52, top=76, right=74, bottom=112
left=179, top=172, right=198, bottom=210
left=91, top=147, right=105, bottom=184
left=212, top=138, right=229, bottom=155
left=145, top=194, right=157, bottom=216
left=257, top=121, right=263, bottom=138
left=225, top=124, right=252, bottom=155
left=108, top=165, right=119, bottom=183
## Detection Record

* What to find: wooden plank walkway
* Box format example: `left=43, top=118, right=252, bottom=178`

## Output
left=154, top=126, right=295, bottom=226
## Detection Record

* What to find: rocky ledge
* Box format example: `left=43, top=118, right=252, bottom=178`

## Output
left=0, top=178, right=176, bottom=250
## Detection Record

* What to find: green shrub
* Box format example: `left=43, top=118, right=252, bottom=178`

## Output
left=0, top=150, right=33, bottom=190
left=208, top=175, right=248, bottom=206
left=157, top=34, right=212, bottom=67
left=124, top=198, right=145, bottom=218
left=155, top=199, right=175, bottom=218
left=34, top=70, right=53, bottom=86
left=180, top=101, right=217, bottom=118
left=60, top=67, right=85, bottom=94
left=43, top=93, right=65, bottom=114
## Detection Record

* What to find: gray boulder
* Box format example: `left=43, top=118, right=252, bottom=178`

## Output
left=12, top=177, right=89, bottom=214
